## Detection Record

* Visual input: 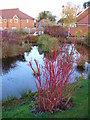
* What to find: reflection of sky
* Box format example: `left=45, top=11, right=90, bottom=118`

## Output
left=2, top=46, right=44, bottom=100
left=66, top=44, right=80, bottom=59
left=24, top=46, right=44, bottom=66
left=2, top=46, right=89, bottom=100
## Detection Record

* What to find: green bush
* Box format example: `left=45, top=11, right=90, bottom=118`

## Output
left=12, top=29, right=27, bottom=36
left=24, top=35, right=39, bottom=43
left=86, top=30, right=90, bottom=38
left=2, top=41, right=31, bottom=58
left=76, top=29, right=82, bottom=38
left=37, top=35, right=59, bottom=53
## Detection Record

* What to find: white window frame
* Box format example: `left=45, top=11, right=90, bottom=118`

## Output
left=0, top=16, right=2, bottom=23
left=4, top=19, right=6, bottom=23
left=4, top=27, right=7, bottom=29
left=10, top=19, right=12, bottom=23
left=26, top=19, right=29, bottom=23
left=14, top=19, right=18, bottom=23
left=13, top=15, right=18, bottom=23
left=12, top=27, right=16, bottom=30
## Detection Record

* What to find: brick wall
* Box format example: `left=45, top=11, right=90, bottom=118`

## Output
left=20, top=19, right=34, bottom=28
left=77, top=14, right=90, bottom=24
left=70, top=25, right=89, bottom=36
left=0, top=17, right=34, bottom=30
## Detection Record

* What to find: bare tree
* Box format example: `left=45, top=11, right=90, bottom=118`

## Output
left=62, top=2, right=77, bottom=37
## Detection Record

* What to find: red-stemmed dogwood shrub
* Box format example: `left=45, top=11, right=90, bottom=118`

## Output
left=29, top=42, right=82, bottom=113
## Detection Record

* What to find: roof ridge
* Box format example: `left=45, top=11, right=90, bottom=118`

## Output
left=0, top=8, right=19, bottom=11
left=0, top=8, right=34, bottom=19
left=18, top=10, right=34, bottom=19
left=19, top=10, right=31, bottom=17
left=77, top=6, right=90, bottom=17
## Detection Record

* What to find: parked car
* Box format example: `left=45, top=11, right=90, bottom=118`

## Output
left=33, top=31, right=44, bottom=36
left=33, top=32, right=39, bottom=36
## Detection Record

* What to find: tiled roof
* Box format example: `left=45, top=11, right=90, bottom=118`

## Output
left=77, top=7, right=90, bottom=22
left=38, top=19, right=55, bottom=26
left=77, top=14, right=90, bottom=24
left=0, top=8, right=34, bottom=19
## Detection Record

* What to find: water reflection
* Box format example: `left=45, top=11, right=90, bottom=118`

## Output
left=2, top=46, right=44, bottom=100
left=2, top=55, right=25, bottom=74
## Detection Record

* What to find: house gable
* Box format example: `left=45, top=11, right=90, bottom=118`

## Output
left=0, top=8, right=35, bottom=30
left=77, top=7, right=90, bottom=22
left=70, top=7, right=90, bottom=37
left=13, top=15, right=18, bottom=19
left=0, top=8, right=34, bottom=20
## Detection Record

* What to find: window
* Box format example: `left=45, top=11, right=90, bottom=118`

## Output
left=10, top=19, right=12, bottom=23
left=4, top=19, right=6, bottom=23
left=12, top=27, right=16, bottom=30
left=0, top=18, right=2, bottom=23
left=4, top=27, right=7, bottom=29
left=14, top=19, right=18, bottom=23
left=75, top=23, right=78, bottom=27
left=26, top=19, right=29, bottom=23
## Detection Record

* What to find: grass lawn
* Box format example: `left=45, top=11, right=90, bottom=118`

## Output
left=2, top=79, right=88, bottom=118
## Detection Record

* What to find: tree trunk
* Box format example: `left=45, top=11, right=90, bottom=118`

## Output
left=68, top=25, right=70, bottom=38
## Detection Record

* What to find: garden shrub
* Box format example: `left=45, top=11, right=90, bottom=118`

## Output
left=76, top=29, right=82, bottom=38
left=77, top=55, right=88, bottom=69
left=12, top=29, right=27, bottom=36
left=1, top=30, right=31, bottom=58
left=24, top=35, right=39, bottom=43
left=37, top=35, right=59, bottom=53
left=30, top=28, right=36, bottom=34
left=85, top=31, right=90, bottom=45
left=44, top=26, right=68, bottom=38
left=86, top=30, right=90, bottom=38
left=29, top=42, right=82, bottom=113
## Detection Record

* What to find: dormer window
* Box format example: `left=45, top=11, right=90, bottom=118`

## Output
left=26, top=19, right=29, bottom=23
left=13, top=15, right=18, bottom=23
left=14, top=19, right=18, bottom=23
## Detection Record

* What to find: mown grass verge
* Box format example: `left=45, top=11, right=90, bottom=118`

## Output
left=2, top=79, right=88, bottom=118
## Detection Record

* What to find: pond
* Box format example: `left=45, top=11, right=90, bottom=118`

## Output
left=1, top=45, right=90, bottom=100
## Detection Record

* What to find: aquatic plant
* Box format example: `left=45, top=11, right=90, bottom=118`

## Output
left=37, top=35, right=59, bottom=53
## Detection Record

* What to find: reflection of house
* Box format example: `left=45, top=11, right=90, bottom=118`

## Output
left=70, top=7, right=90, bottom=36
left=0, top=8, right=34, bottom=31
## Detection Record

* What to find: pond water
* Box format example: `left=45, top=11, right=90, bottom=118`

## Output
left=1, top=45, right=90, bottom=100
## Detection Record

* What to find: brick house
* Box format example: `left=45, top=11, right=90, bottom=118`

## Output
left=70, top=6, right=90, bottom=36
left=36, top=19, right=49, bottom=32
left=36, top=18, right=56, bottom=32
left=0, top=8, right=34, bottom=31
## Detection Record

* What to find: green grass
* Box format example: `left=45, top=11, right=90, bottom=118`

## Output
left=2, top=79, right=88, bottom=118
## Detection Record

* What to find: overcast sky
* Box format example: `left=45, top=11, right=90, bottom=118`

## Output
left=0, top=0, right=87, bottom=19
